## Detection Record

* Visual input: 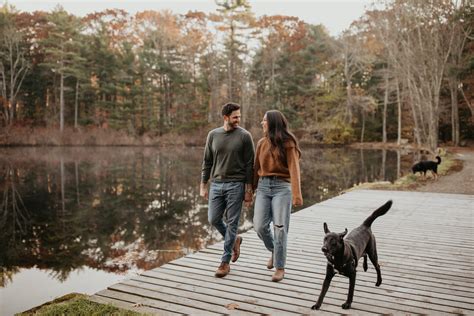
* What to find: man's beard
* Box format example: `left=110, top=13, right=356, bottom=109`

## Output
left=226, top=121, right=238, bottom=129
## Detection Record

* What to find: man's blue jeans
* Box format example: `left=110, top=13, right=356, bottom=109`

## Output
left=208, top=181, right=245, bottom=263
left=253, top=176, right=292, bottom=269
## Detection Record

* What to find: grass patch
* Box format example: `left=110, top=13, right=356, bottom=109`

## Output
left=18, top=293, right=144, bottom=316
left=345, top=153, right=463, bottom=192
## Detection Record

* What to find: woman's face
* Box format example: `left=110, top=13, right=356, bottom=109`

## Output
left=261, top=114, right=268, bottom=133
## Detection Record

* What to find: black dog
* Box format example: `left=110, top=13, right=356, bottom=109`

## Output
left=412, top=156, right=441, bottom=179
left=311, top=200, right=392, bottom=310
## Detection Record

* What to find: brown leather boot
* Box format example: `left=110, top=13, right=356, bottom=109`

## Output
left=231, top=236, right=243, bottom=262
left=267, top=253, right=274, bottom=269
left=215, top=262, right=230, bottom=278
left=272, top=268, right=285, bottom=282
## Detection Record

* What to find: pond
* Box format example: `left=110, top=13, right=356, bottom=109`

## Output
left=0, top=146, right=413, bottom=315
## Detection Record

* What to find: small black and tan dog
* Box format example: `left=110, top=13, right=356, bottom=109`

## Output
left=412, top=156, right=441, bottom=179
left=311, top=200, right=392, bottom=310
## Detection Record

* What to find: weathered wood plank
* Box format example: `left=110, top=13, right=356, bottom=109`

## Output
left=91, top=190, right=474, bottom=315
left=134, top=270, right=338, bottom=316
left=148, top=265, right=385, bottom=315
left=119, top=278, right=298, bottom=315
left=221, top=240, right=474, bottom=280
left=163, top=256, right=474, bottom=313
left=108, top=284, right=241, bottom=315
left=183, top=251, right=474, bottom=301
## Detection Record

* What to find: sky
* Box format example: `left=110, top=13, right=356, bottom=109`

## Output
left=4, top=0, right=375, bottom=36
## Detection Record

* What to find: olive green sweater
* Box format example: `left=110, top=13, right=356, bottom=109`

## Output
left=201, top=126, right=255, bottom=184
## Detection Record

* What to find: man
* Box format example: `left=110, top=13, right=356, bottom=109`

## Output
left=200, top=102, right=255, bottom=278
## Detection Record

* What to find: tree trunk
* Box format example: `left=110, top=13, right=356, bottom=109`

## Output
left=158, top=75, right=165, bottom=136
left=428, top=98, right=440, bottom=152
left=346, top=84, right=353, bottom=123
left=9, top=98, right=16, bottom=123
left=382, top=69, right=389, bottom=143
left=449, top=79, right=460, bottom=145
left=9, top=86, right=16, bottom=122
left=60, top=72, right=65, bottom=133
left=360, top=111, right=365, bottom=143
left=396, top=78, right=402, bottom=146
left=396, top=149, right=401, bottom=178
left=344, top=55, right=353, bottom=123
left=381, top=149, right=386, bottom=180
left=405, top=78, right=422, bottom=146
left=74, top=79, right=79, bottom=130
left=9, top=58, right=17, bottom=121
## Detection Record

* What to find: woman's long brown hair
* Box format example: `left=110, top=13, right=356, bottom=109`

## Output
left=265, top=110, right=301, bottom=165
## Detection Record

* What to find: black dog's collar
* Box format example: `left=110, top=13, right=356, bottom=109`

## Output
left=328, top=244, right=357, bottom=272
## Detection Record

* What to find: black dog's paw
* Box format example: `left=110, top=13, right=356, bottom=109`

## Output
left=341, top=302, right=352, bottom=309
left=376, top=276, right=382, bottom=287
left=311, top=303, right=321, bottom=310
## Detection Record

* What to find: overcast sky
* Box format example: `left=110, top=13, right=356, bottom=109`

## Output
left=5, top=0, right=374, bottom=36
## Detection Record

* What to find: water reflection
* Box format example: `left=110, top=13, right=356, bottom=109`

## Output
left=0, top=146, right=412, bottom=314
left=297, top=147, right=411, bottom=210
left=0, top=147, right=208, bottom=302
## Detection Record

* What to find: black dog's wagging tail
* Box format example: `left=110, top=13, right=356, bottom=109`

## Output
left=362, top=200, right=392, bottom=227
left=436, top=156, right=441, bottom=164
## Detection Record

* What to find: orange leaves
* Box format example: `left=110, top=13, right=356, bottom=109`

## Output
left=256, top=15, right=308, bottom=53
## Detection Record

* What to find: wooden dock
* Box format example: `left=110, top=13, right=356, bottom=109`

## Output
left=90, top=189, right=474, bottom=315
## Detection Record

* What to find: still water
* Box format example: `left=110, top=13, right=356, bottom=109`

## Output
left=0, top=146, right=412, bottom=315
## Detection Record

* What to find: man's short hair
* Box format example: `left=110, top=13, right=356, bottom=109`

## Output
left=221, top=103, right=241, bottom=116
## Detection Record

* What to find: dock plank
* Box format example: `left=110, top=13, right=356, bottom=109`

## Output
left=92, top=189, right=474, bottom=315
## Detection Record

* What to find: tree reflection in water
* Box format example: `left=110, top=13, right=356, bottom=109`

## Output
left=0, top=146, right=412, bottom=287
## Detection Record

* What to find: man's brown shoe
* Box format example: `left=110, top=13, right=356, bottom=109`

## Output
left=272, top=268, right=285, bottom=282
left=231, top=236, right=243, bottom=262
left=215, top=262, right=230, bottom=278
left=267, top=253, right=274, bottom=269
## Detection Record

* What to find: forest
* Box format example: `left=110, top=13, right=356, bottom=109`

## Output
left=0, top=0, right=472, bottom=150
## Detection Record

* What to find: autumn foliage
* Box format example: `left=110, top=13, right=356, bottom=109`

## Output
left=0, top=0, right=472, bottom=148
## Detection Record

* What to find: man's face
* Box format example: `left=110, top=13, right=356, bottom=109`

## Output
left=224, top=109, right=241, bottom=130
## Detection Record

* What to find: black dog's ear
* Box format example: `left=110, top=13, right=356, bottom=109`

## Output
left=323, top=222, right=330, bottom=234
left=339, top=228, right=348, bottom=239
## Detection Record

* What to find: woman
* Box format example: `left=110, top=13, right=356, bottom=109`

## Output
left=252, top=110, right=303, bottom=282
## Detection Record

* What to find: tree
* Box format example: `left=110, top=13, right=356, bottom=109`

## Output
left=135, top=10, right=185, bottom=135
left=0, top=6, right=29, bottom=125
left=41, top=6, right=85, bottom=133
left=445, top=0, right=473, bottom=145
left=214, top=0, right=255, bottom=103
left=252, top=18, right=336, bottom=132
left=367, top=0, right=462, bottom=151
left=338, top=28, right=375, bottom=125
left=251, top=16, right=307, bottom=115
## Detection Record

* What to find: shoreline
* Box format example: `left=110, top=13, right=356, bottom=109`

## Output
left=3, top=126, right=472, bottom=150
left=344, top=146, right=474, bottom=195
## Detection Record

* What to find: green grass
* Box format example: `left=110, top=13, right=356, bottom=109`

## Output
left=18, top=294, right=145, bottom=316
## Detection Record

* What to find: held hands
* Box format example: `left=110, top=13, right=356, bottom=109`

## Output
left=244, top=189, right=253, bottom=208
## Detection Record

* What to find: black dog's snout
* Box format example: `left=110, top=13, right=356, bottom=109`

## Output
left=321, top=246, right=328, bottom=253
